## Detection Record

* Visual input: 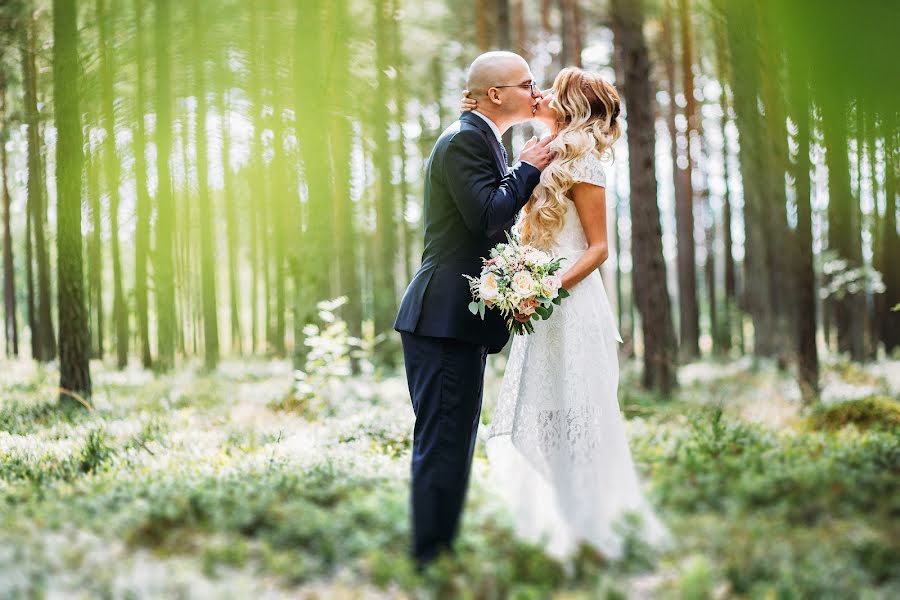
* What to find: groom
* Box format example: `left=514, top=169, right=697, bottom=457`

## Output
left=394, top=51, right=555, bottom=566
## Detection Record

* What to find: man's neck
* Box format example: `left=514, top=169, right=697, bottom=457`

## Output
left=471, top=109, right=511, bottom=135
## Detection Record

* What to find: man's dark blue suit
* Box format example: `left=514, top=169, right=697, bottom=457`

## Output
left=394, top=112, right=541, bottom=565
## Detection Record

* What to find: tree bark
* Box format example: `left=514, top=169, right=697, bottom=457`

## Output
left=712, top=8, right=735, bottom=353
left=674, top=0, right=700, bottom=360
left=0, top=84, right=18, bottom=357
left=611, top=0, right=678, bottom=394
left=881, top=115, right=900, bottom=352
left=219, top=80, right=242, bottom=355
left=133, top=0, right=152, bottom=368
left=54, top=0, right=92, bottom=402
left=20, top=16, right=56, bottom=362
left=560, top=0, right=583, bottom=67
left=789, top=70, right=819, bottom=403
left=822, top=97, right=865, bottom=361
left=154, top=0, right=177, bottom=371
left=328, top=0, right=363, bottom=371
left=192, top=0, right=219, bottom=369
left=85, top=136, right=103, bottom=359
left=97, top=0, right=129, bottom=369
left=372, top=0, right=398, bottom=351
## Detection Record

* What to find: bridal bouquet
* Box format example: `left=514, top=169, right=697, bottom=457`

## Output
left=464, top=234, right=570, bottom=335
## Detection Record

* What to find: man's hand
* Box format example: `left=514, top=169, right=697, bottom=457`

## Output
left=519, top=135, right=556, bottom=171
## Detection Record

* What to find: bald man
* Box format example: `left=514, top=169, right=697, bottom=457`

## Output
left=394, top=51, right=556, bottom=566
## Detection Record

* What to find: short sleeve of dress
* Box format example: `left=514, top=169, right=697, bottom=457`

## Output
left=570, top=152, right=607, bottom=188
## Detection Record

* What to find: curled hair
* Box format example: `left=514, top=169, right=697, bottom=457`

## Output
left=519, top=67, right=621, bottom=250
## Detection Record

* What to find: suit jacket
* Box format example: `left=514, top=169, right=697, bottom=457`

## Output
left=394, top=112, right=542, bottom=353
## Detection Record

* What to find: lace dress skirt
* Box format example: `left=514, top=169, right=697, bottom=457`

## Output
left=484, top=263, right=669, bottom=560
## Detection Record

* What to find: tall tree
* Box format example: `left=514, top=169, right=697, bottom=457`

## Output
left=219, top=69, right=242, bottom=354
left=263, top=0, right=287, bottom=357
left=327, top=0, right=362, bottom=360
left=723, top=0, right=778, bottom=359
left=248, top=2, right=263, bottom=354
left=20, top=12, right=56, bottom=361
left=821, top=96, right=865, bottom=360
left=54, top=0, right=91, bottom=402
left=0, top=83, right=17, bottom=357
left=154, top=0, right=177, bottom=371
left=372, top=0, right=398, bottom=347
left=97, top=0, right=128, bottom=369
left=881, top=116, right=900, bottom=352
left=788, top=63, right=819, bottom=402
left=712, top=5, right=736, bottom=353
left=674, top=0, right=700, bottom=360
left=85, top=135, right=103, bottom=358
left=559, top=0, right=583, bottom=67
left=133, top=0, right=152, bottom=367
left=295, top=0, right=335, bottom=366
left=192, top=0, right=219, bottom=369
left=611, top=0, right=678, bottom=393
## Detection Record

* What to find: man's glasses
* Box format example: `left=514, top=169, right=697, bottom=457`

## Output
left=494, top=81, right=540, bottom=97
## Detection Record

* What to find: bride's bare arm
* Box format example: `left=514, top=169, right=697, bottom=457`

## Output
left=559, top=182, right=609, bottom=290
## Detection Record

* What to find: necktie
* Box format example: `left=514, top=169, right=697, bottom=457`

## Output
left=500, top=142, right=509, bottom=170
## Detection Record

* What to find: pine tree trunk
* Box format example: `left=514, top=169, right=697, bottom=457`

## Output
left=822, top=97, right=865, bottom=361
left=329, top=0, right=362, bottom=365
left=153, top=0, right=177, bottom=371
left=248, top=3, right=262, bottom=354
left=713, top=10, right=735, bottom=353
left=881, top=115, right=900, bottom=352
left=789, top=71, right=819, bottom=402
left=219, top=83, right=242, bottom=355
left=372, top=0, right=398, bottom=352
left=97, top=0, right=129, bottom=369
left=54, top=0, right=91, bottom=402
left=85, top=141, right=103, bottom=359
left=611, top=0, right=678, bottom=394
left=294, top=0, right=335, bottom=367
left=675, top=0, right=700, bottom=360
left=21, top=18, right=57, bottom=362
left=1, top=85, right=18, bottom=357
left=192, top=0, right=219, bottom=369
left=133, top=0, right=152, bottom=368
left=723, top=0, right=777, bottom=359
left=25, top=178, right=36, bottom=360
left=560, top=0, right=583, bottom=67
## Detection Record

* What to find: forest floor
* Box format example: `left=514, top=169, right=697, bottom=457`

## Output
left=1, top=351, right=898, bottom=599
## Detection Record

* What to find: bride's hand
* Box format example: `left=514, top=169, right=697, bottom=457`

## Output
left=460, top=90, right=477, bottom=112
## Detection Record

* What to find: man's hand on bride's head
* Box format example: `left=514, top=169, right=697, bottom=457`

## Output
left=460, top=90, right=477, bottom=112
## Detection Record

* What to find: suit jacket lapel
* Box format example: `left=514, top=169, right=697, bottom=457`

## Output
left=459, top=112, right=507, bottom=176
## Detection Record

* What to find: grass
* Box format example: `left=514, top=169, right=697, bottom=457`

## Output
left=0, top=354, right=898, bottom=598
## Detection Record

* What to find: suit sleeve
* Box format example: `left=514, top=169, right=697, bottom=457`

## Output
left=444, top=130, right=542, bottom=238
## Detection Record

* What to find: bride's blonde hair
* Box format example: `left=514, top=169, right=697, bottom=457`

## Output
left=519, top=68, right=621, bottom=250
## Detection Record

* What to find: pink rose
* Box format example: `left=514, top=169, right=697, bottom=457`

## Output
left=542, top=275, right=562, bottom=298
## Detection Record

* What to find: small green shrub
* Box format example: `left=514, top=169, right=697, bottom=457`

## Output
left=810, top=395, right=900, bottom=432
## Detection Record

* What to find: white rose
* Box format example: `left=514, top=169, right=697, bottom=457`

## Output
left=510, top=271, right=538, bottom=297
left=479, top=272, right=500, bottom=301
left=525, top=248, right=550, bottom=265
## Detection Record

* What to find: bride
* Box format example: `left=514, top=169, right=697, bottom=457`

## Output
left=461, top=67, right=670, bottom=560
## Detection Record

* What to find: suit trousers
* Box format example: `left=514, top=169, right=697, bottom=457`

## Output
left=400, top=332, right=489, bottom=565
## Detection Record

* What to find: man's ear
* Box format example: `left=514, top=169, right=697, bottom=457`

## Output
left=487, top=88, right=502, bottom=106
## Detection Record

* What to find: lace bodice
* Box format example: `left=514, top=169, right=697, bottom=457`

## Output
left=542, top=150, right=607, bottom=259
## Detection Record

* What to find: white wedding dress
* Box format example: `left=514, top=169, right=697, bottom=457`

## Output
left=485, top=151, right=670, bottom=560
